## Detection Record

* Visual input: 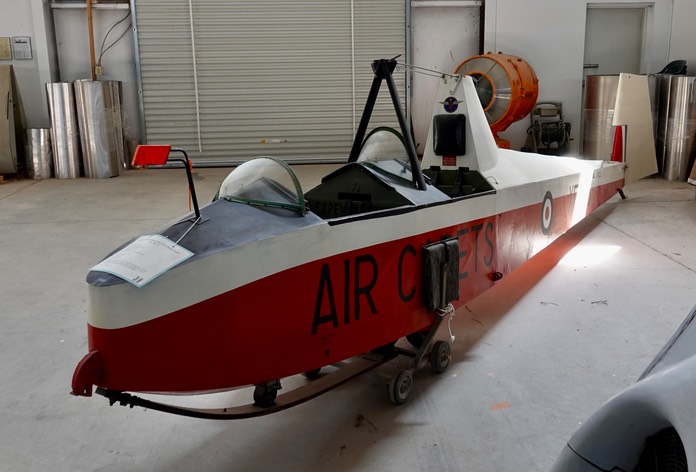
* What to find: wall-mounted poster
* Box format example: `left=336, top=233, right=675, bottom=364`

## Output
left=12, top=37, right=32, bottom=60
left=0, top=38, right=11, bottom=60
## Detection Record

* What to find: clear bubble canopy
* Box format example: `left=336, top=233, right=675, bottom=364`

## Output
left=217, top=156, right=306, bottom=214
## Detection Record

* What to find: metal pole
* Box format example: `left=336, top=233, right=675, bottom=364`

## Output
left=172, top=149, right=201, bottom=221
left=87, top=0, right=96, bottom=80
left=382, top=61, right=427, bottom=190
left=188, top=0, right=203, bottom=152
left=347, top=64, right=383, bottom=163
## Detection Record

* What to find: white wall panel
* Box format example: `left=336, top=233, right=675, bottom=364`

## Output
left=411, top=3, right=479, bottom=153
left=483, top=0, right=675, bottom=154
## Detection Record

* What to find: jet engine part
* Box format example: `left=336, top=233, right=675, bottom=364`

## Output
left=454, top=52, right=539, bottom=148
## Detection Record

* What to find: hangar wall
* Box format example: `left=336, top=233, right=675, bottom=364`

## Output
left=0, top=1, right=132, bottom=133
left=0, top=0, right=58, bottom=128
left=410, top=3, right=480, bottom=153
left=133, top=0, right=407, bottom=164
left=669, top=0, right=696, bottom=67
left=52, top=4, right=139, bottom=142
left=2, top=0, right=695, bottom=158
left=483, top=0, right=689, bottom=154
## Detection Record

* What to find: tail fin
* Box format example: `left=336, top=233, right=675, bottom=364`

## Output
left=421, top=75, right=499, bottom=173
left=612, top=73, right=658, bottom=184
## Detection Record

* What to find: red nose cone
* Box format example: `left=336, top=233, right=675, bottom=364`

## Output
left=71, top=350, right=104, bottom=397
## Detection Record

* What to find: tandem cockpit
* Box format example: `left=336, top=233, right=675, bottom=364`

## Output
left=93, top=58, right=497, bottom=286
left=216, top=58, right=496, bottom=223
left=214, top=126, right=495, bottom=223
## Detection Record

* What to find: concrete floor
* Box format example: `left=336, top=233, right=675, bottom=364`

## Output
left=1, top=167, right=695, bottom=472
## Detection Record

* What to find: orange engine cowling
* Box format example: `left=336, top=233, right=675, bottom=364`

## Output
left=454, top=52, right=539, bottom=149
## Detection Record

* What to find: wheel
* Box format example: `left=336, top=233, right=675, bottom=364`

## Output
left=253, top=384, right=277, bottom=408
left=406, top=331, right=427, bottom=349
left=635, top=428, right=687, bottom=472
left=430, top=340, right=451, bottom=374
left=302, top=368, right=321, bottom=380
left=388, top=369, right=413, bottom=405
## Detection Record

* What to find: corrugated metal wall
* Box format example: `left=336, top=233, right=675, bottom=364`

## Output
left=133, top=0, right=406, bottom=164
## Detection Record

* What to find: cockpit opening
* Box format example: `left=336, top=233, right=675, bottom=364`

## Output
left=214, top=128, right=494, bottom=222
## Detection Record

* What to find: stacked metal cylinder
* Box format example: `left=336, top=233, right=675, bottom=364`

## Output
left=655, top=75, right=696, bottom=181
left=583, top=73, right=696, bottom=182
left=46, top=80, right=125, bottom=179
left=46, top=82, right=82, bottom=179
left=582, top=75, right=620, bottom=163
left=25, top=128, right=53, bottom=179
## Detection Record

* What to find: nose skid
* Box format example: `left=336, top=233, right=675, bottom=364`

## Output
left=71, top=350, right=104, bottom=397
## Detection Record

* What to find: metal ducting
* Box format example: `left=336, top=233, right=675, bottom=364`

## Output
left=46, top=82, right=82, bottom=179
left=25, top=128, right=53, bottom=179
left=582, top=75, right=619, bottom=160
left=74, top=80, right=125, bottom=179
left=660, top=76, right=696, bottom=181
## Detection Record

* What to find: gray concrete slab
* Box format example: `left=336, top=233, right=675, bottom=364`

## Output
left=0, top=170, right=694, bottom=472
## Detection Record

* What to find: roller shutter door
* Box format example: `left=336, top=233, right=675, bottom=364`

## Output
left=133, top=0, right=406, bottom=164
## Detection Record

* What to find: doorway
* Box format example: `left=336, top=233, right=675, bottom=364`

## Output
left=583, top=6, right=645, bottom=76
left=581, top=5, right=646, bottom=157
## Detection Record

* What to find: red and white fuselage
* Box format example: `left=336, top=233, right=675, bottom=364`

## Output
left=72, top=73, right=628, bottom=397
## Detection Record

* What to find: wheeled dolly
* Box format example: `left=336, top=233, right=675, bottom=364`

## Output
left=97, top=349, right=401, bottom=420
left=96, top=316, right=454, bottom=419
left=386, top=237, right=459, bottom=404
left=387, top=304, right=454, bottom=405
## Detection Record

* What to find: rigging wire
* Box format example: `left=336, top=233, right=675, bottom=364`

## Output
left=396, top=62, right=460, bottom=79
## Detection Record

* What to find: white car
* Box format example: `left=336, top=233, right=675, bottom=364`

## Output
left=551, top=305, right=696, bottom=471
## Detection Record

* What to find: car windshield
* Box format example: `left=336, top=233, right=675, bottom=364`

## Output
left=357, top=128, right=414, bottom=185
left=217, top=156, right=306, bottom=214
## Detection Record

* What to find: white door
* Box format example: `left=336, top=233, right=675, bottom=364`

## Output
left=583, top=7, right=644, bottom=76
left=581, top=6, right=645, bottom=157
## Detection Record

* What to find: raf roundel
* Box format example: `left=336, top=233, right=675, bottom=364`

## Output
left=541, top=191, right=553, bottom=235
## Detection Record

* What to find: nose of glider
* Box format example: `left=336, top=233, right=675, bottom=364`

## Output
left=71, top=350, right=104, bottom=397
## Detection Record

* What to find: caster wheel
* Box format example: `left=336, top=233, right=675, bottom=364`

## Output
left=430, top=340, right=451, bottom=374
left=406, top=331, right=427, bottom=349
left=302, top=368, right=321, bottom=380
left=388, top=369, right=413, bottom=405
left=253, top=384, right=278, bottom=408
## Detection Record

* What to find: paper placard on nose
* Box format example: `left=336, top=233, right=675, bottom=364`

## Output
left=90, top=234, right=194, bottom=287
left=612, top=73, right=658, bottom=184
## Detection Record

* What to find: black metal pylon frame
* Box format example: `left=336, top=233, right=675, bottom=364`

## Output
left=347, top=58, right=427, bottom=191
